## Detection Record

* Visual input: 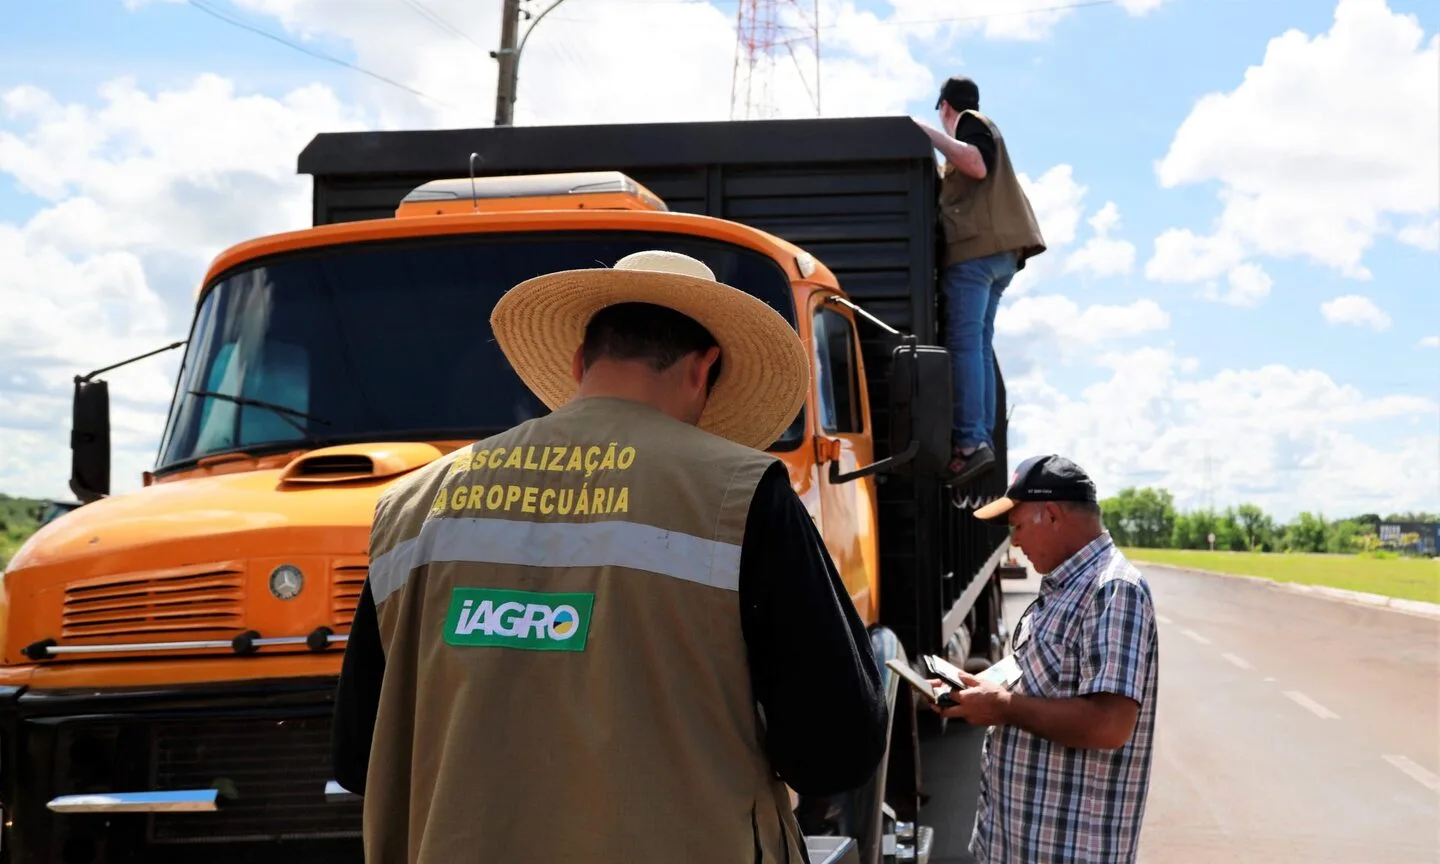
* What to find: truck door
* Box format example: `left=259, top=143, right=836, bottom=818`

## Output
left=809, top=295, right=880, bottom=625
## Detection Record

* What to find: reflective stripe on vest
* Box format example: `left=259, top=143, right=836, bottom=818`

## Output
left=369, top=515, right=743, bottom=605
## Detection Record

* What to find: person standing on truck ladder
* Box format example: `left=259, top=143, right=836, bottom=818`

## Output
left=931, top=455, right=1158, bottom=864
left=914, top=76, right=1047, bottom=487
left=331, top=250, right=889, bottom=863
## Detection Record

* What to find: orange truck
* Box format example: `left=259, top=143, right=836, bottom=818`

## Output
left=0, top=117, right=1015, bottom=864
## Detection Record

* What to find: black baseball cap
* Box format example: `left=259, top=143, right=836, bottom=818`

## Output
left=936, top=75, right=980, bottom=111
left=973, top=454, right=1097, bottom=522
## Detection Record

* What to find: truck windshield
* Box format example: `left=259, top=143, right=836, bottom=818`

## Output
left=155, top=230, right=802, bottom=471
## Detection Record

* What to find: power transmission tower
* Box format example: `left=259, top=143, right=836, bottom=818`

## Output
left=730, top=0, right=821, bottom=120
left=493, top=0, right=521, bottom=126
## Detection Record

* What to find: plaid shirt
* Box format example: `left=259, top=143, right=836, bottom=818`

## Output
left=970, top=532, right=1158, bottom=863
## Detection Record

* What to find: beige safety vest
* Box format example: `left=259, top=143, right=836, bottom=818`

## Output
left=938, top=109, right=1047, bottom=270
left=359, top=396, right=807, bottom=863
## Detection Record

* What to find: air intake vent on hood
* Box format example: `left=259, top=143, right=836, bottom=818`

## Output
left=292, top=455, right=374, bottom=476
left=280, top=442, right=446, bottom=485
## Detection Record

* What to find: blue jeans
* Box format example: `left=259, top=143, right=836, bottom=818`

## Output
left=942, top=252, right=1017, bottom=450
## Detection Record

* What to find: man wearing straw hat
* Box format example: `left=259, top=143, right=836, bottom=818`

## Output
left=332, top=250, right=888, bottom=863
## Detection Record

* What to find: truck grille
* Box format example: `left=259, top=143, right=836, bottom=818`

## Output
left=330, top=562, right=368, bottom=630
left=149, top=716, right=362, bottom=844
left=62, top=562, right=245, bottom=640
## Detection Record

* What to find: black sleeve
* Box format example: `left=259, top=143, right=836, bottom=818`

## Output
left=331, top=578, right=385, bottom=796
left=954, top=114, right=996, bottom=176
left=738, top=461, right=889, bottom=798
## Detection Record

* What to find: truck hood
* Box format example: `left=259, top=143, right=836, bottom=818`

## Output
left=10, top=442, right=447, bottom=570
left=2, top=442, right=448, bottom=666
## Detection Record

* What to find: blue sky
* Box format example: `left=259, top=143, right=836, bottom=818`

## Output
left=1, top=0, right=1436, bottom=519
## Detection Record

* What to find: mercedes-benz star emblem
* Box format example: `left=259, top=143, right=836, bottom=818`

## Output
left=269, top=564, right=304, bottom=600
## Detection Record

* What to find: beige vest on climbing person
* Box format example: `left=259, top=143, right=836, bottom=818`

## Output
left=938, top=109, right=1047, bottom=271
left=359, top=395, right=806, bottom=864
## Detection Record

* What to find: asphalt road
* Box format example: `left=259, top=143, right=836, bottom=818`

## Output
left=915, top=561, right=1440, bottom=864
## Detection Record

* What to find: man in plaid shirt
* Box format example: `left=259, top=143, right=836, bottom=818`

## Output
left=932, top=454, right=1158, bottom=863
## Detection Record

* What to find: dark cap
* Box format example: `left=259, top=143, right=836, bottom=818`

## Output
left=936, top=75, right=980, bottom=111
left=973, top=454, right=1097, bottom=522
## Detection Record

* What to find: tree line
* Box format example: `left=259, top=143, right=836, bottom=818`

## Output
left=1098, top=487, right=1437, bottom=556
left=0, top=494, right=45, bottom=569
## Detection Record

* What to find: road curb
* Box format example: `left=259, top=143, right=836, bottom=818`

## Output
left=1128, top=559, right=1440, bottom=621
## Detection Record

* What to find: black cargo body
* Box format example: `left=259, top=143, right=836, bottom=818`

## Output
left=297, top=116, right=1010, bottom=662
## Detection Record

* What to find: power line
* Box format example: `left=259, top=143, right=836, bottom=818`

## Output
left=555, top=0, right=1121, bottom=27
left=873, top=0, right=1120, bottom=27
left=186, top=0, right=454, bottom=109
left=396, top=0, right=487, bottom=50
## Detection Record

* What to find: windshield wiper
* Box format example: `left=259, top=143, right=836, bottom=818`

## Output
left=187, top=390, right=331, bottom=440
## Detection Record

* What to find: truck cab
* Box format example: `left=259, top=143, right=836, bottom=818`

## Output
left=0, top=117, right=1012, bottom=864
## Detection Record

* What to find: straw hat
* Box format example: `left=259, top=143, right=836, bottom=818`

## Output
left=490, top=250, right=809, bottom=450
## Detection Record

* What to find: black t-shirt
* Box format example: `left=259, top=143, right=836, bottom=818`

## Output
left=332, top=460, right=888, bottom=800
left=954, top=112, right=996, bottom=175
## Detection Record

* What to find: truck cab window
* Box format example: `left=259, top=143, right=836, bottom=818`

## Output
left=193, top=340, right=313, bottom=453
left=156, top=231, right=804, bottom=470
left=813, top=306, right=862, bottom=434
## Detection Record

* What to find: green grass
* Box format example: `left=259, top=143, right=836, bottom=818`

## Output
left=1119, top=548, right=1440, bottom=605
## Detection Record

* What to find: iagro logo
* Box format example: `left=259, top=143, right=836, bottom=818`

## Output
left=443, top=588, right=594, bottom=651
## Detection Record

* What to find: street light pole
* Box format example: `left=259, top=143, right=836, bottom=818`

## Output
left=492, top=0, right=521, bottom=127
left=492, top=0, right=569, bottom=127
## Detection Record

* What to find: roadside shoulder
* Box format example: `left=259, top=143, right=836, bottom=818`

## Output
left=1127, top=560, right=1440, bottom=621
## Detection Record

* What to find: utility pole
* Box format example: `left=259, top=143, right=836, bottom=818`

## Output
left=492, top=0, right=522, bottom=127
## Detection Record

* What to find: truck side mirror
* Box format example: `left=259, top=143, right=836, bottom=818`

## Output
left=70, top=376, right=111, bottom=503
left=886, top=342, right=953, bottom=477
left=827, top=338, right=952, bottom=485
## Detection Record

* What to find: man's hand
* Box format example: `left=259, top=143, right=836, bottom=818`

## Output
left=926, top=671, right=1142, bottom=750
left=909, top=118, right=987, bottom=180
left=927, top=671, right=1012, bottom=726
left=911, top=118, right=949, bottom=146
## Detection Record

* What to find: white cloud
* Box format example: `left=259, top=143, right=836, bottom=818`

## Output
left=0, top=74, right=366, bottom=262
left=1004, top=165, right=1084, bottom=295
left=1006, top=350, right=1440, bottom=520
left=998, top=296, right=1169, bottom=347
left=1200, top=262, right=1273, bottom=307
left=1146, top=228, right=1246, bottom=283
left=1118, top=0, right=1174, bottom=13
left=1064, top=201, right=1137, bottom=278
left=1419, top=335, right=1440, bottom=349
left=0, top=74, right=368, bottom=500
left=1398, top=218, right=1439, bottom=251
left=1147, top=0, right=1439, bottom=282
left=1023, top=165, right=1086, bottom=245
left=1320, top=294, right=1392, bottom=331
left=887, top=0, right=1176, bottom=42
left=995, top=295, right=1169, bottom=381
left=1006, top=170, right=1140, bottom=293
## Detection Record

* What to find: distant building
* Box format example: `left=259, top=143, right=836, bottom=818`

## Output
left=1378, top=522, right=1439, bottom=556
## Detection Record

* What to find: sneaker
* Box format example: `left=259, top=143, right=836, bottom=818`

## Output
left=941, top=442, right=994, bottom=487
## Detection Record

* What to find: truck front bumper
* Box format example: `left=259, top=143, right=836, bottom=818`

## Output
left=0, top=675, right=360, bottom=864
left=0, top=677, right=873, bottom=864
